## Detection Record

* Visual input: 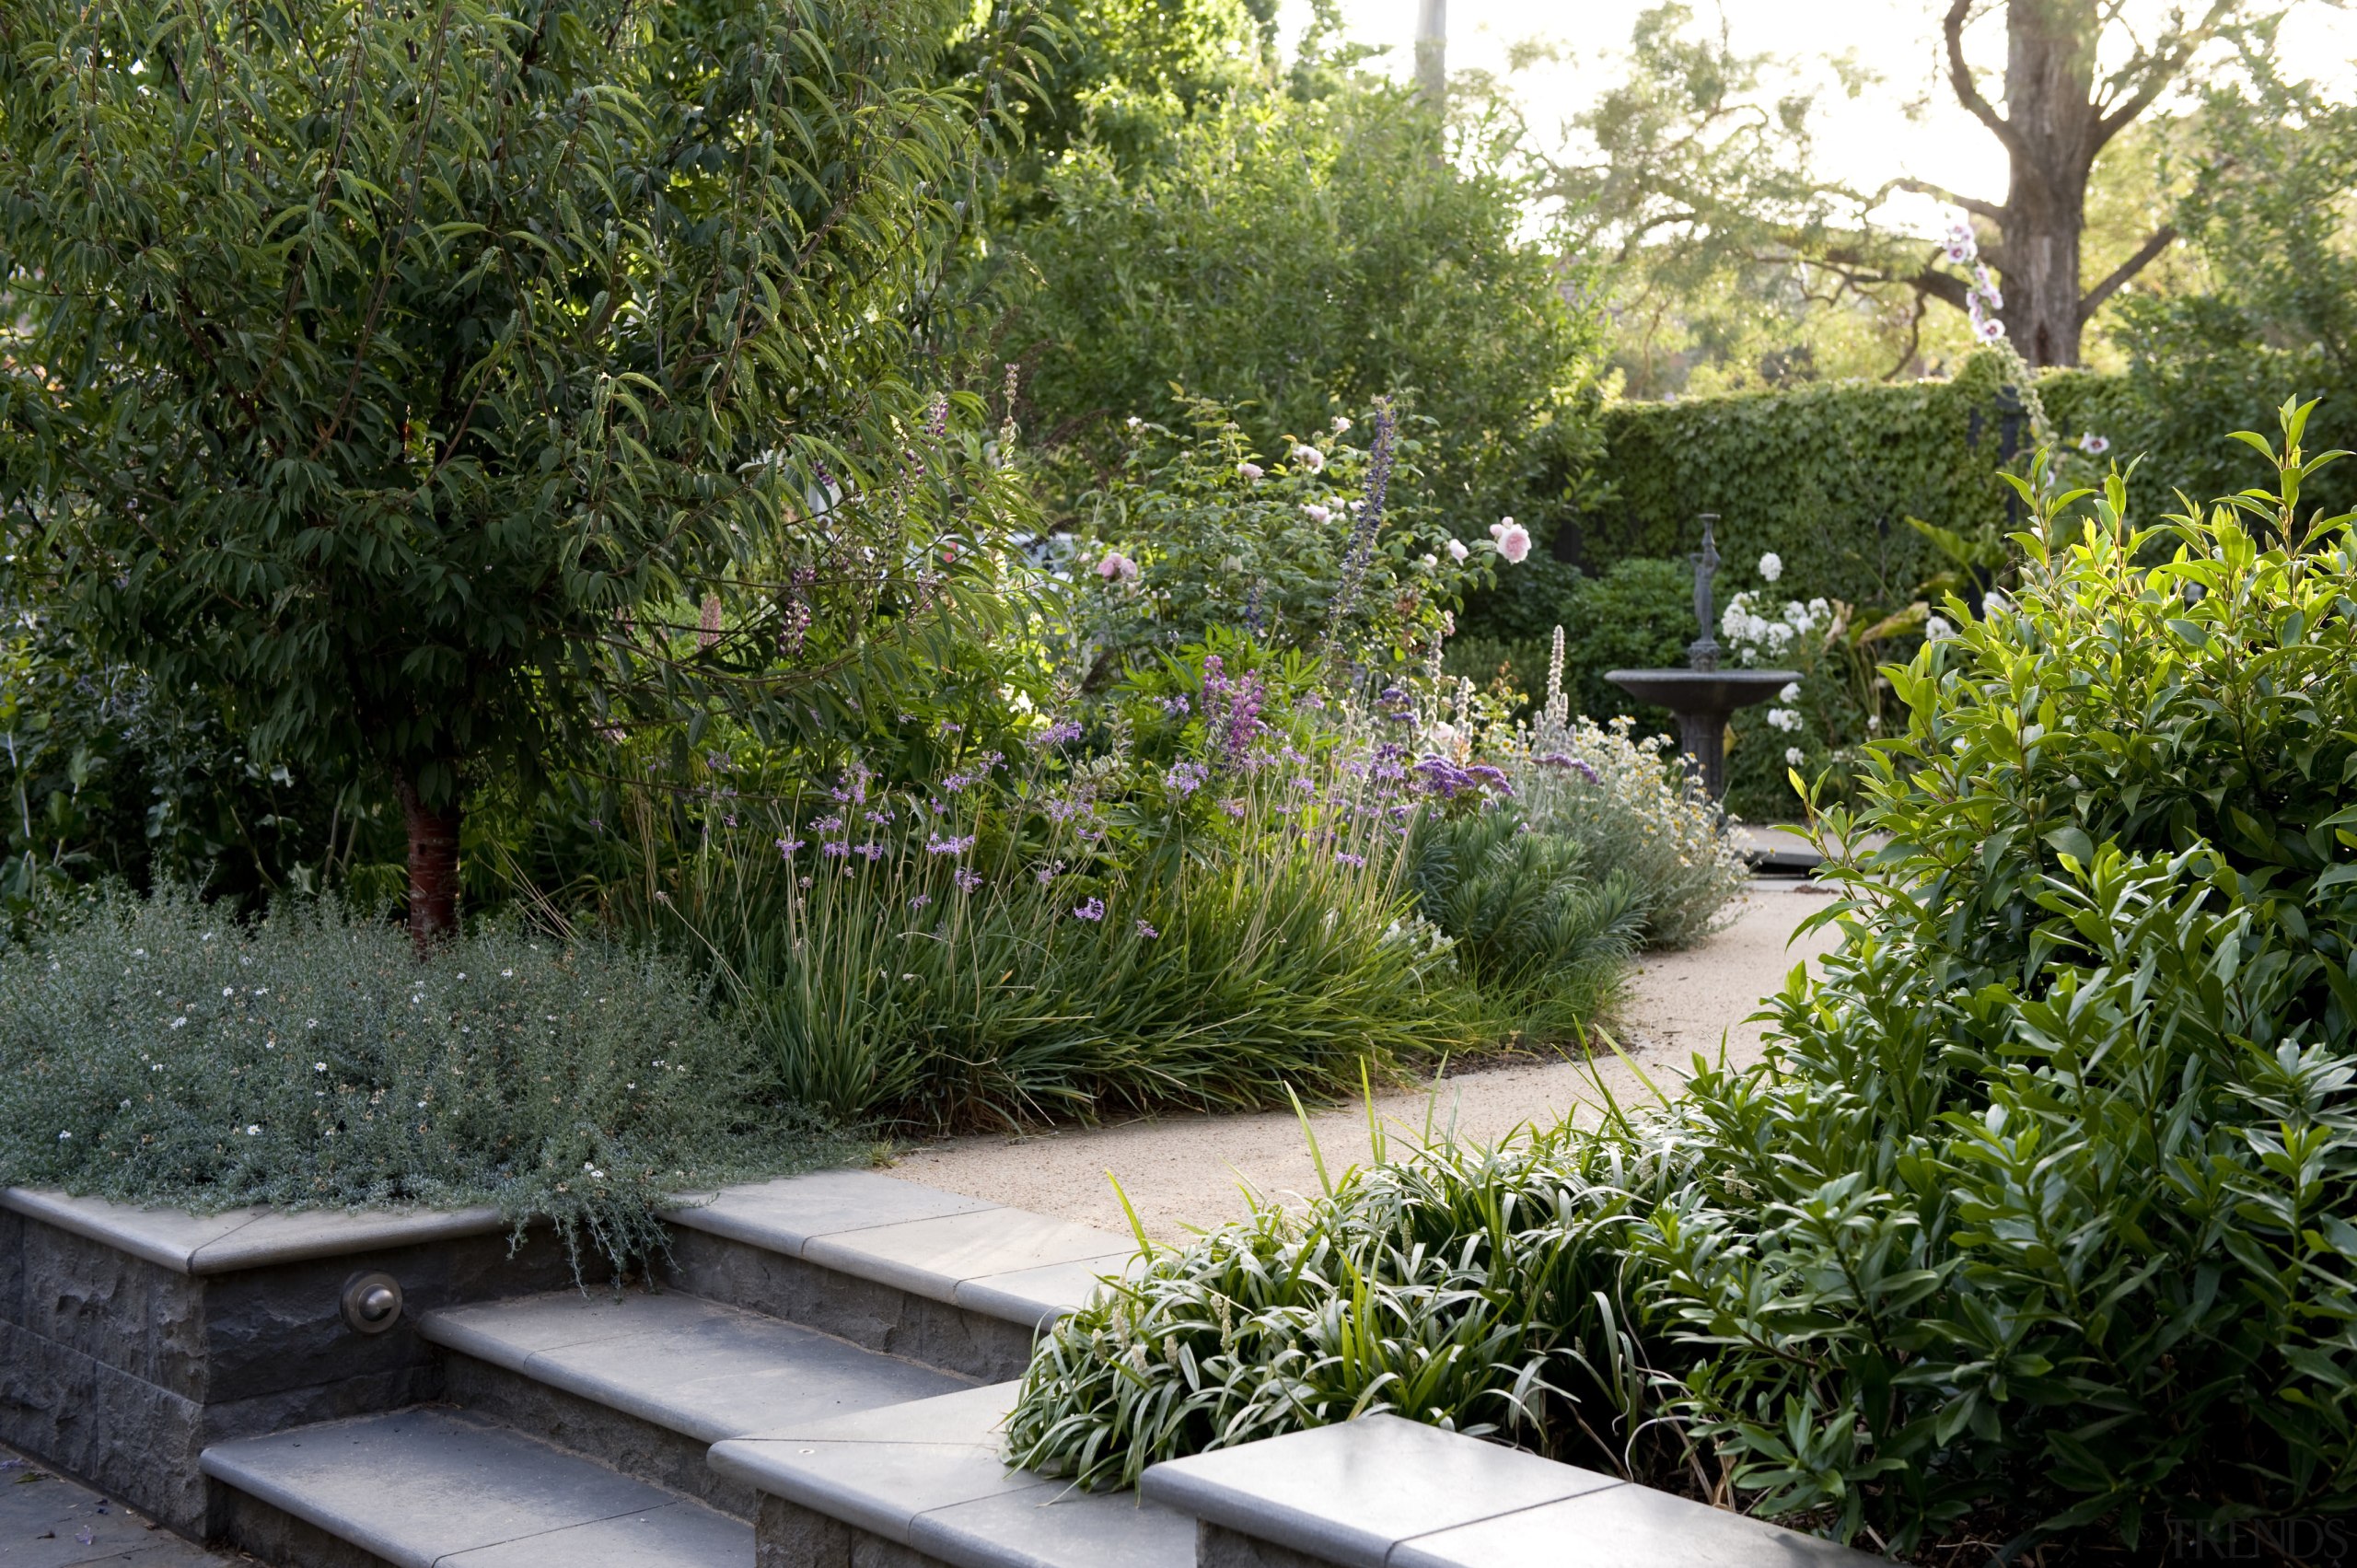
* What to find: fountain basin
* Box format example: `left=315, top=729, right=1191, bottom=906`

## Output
left=1608, top=667, right=1800, bottom=801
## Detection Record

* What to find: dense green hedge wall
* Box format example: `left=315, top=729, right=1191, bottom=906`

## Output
left=1560, top=347, right=2357, bottom=609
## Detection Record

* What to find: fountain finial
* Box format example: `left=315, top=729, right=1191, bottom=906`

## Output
left=1687, top=513, right=1722, bottom=671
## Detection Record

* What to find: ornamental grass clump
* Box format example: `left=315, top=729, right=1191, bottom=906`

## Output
left=1005, top=1114, right=1686, bottom=1492
left=0, top=888, right=838, bottom=1280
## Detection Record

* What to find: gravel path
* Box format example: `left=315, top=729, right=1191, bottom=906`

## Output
left=882, top=879, right=1844, bottom=1243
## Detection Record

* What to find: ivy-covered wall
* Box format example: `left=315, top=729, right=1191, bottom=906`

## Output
left=1562, top=347, right=2356, bottom=613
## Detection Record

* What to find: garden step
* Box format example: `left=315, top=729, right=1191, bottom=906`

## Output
left=656, top=1171, right=1140, bottom=1383
left=420, top=1287, right=973, bottom=1515
left=200, top=1406, right=750, bottom=1568
left=709, top=1381, right=1193, bottom=1568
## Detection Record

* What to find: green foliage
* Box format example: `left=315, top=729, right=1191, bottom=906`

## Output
left=1644, top=406, right=2357, bottom=1552
left=0, top=613, right=401, bottom=921
left=0, top=887, right=837, bottom=1280
left=1069, top=399, right=1510, bottom=681
left=569, top=694, right=1483, bottom=1130
left=1448, top=557, right=1693, bottom=737
left=1407, top=808, right=1642, bottom=1042
left=1501, top=712, right=1747, bottom=951
left=0, top=0, right=1030, bottom=889
left=1006, top=1119, right=1670, bottom=1492
left=1009, top=65, right=1605, bottom=528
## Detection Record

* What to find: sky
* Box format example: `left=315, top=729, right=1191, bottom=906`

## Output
left=1275, top=1, right=2357, bottom=236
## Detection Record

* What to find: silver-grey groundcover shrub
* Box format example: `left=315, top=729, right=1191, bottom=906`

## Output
left=0, top=887, right=842, bottom=1278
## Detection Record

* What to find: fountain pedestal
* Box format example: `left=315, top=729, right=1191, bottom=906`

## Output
left=1604, top=513, right=1796, bottom=801
left=1604, top=668, right=1799, bottom=800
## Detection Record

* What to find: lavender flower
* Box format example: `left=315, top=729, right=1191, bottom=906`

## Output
left=956, top=866, right=982, bottom=893
left=926, top=832, right=977, bottom=854
left=1073, top=897, right=1106, bottom=922
left=775, top=836, right=806, bottom=858
left=1134, top=920, right=1158, bottom=938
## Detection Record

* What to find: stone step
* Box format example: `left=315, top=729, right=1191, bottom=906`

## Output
left=710, top=1382, right=1192, bottom=1568
left=419, top=1287, right=971, bottom=1515
left=201, top=1406, right=750, bottom=1568
left=656, top=1171, right=1139, bottom=1384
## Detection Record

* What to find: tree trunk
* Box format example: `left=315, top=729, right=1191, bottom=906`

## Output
left=394, top=767, right=462, bottom=950
left=1999, top=0, right=2101, bottom=366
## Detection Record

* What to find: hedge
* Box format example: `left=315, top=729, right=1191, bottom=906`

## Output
left=1557, top=347, right=2357, bottom=610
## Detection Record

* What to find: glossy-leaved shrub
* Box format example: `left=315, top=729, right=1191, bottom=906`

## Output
left=1642, top=402, right=2357, bottom=1553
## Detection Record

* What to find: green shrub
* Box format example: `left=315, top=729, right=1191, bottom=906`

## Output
left=1008, top=407, right=2357, bottom=1559
left=1449, top=558, right=1695, bottom=738
left=0, top=888, right=840, bottom=1278
left=1642, top=404, right=2357, bottom=1552
left=1407, top=807, right=1643, bottom=1040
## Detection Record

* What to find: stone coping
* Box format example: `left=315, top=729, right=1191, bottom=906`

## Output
left=660, top=1170, right=1138, bottom=1330
left=710, top=1383, right=1192, bottom=1568
left=3, top=1170, right=1137, bottom=1321
left=1140, top=1415, right=1887, bottom=1567
left=1, top=1187, right=509, bottom=1276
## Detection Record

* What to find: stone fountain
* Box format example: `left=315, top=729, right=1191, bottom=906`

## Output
left=1606, top=514, right=1797, bottom=800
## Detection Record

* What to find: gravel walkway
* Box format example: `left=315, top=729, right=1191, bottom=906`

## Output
left=882, top=879, right=1844, bottom=1244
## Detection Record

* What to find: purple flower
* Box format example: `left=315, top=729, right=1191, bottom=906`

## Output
left=1073, top=897, right=1105, bottom=922
left=1158, top=694, right=1191, bottom=717
left=1334, top=851, right=1366, bottom=869
left=1536, top=753, right=1602, bottom=784
left=854, top=843, right=886, bottom=862
left=813, top=814, right=844, bottom=832
left=1165, top=761, right=1210, bottom=798
left=1134, top=920, right=1158, bottom=938
left=821, top=842, right=851, bottom=857
left=956, top=867, right=982, bottom=893
left=926, top=833, right=977, bottom=855
left=1039, top=718, right=1084, bottom=747
left=775, top=836, right=806, bottom=858
left=1219, top=797, right=1248, bottom=820
left=909, top=893, right=932, bottom=911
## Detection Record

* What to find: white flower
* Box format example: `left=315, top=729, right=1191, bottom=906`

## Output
left=1779, top=682, right=1802, bottom=703
left=170, top=1016, right=187, bottom=1029
left=1983, top=588, right=2011, bottom=613
left=1976, top=317, right=2005, bottom=343
left=1866, top=714, right=1881, bottom=732
left=314, top=1062, right=327, bottom=1073
left=500, top=968, right=514, bottom=978
left=1490, top=517, right=1513, bottom=540
left=1495, top=523, right=1532, bottom=564
left=1785, top=747, right=1805, bottom=766
left=1758, top=552, right=1782, bottom=583
left=2078, top=432, right=2110, bottom=456
left=1419, top=553, right=1437, bottom=568
left=1301, top=503, right=1332, bottom=525
left=1291, top=445, right=1325, bottom=472
left=1237, top=461, right=1263, bottom=482
left=1330, top=414, right=1352, bottom=434
left=1766, top=707, right=1803, bottom=732
left=57, top=1131, right=70, bottom=1142
left=245, top=1125, right=261, bottom=1136
left=1447, top=540, right=1469, bottom=563
left=1124, top=415, right=1142, bottom=430
left=1925, top=615, right=1956, bottom=642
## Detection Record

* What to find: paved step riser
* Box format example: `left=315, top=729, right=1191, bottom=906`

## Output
left=211, top=1484, right=401, bottom=1568
left=757, top=1494, right=946, bottom=1568
left=1199, top=1524, right=1325, bottom=1568
left=440, top=1350, right=760, bottom=1520
left=660, top=1228, right=1039, bottom=1384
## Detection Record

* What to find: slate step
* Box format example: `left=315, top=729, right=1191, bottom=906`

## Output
left=709, top=1382, right=1192, bottom=1568
left=201, top=1407, right=750, bottom=1568
left=419, top=1287, right=972, bottom=1515
left=655, top=1171, right=1141, bottom=1384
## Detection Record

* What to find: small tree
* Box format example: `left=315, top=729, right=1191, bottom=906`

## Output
left=0, top=0, right=1028, bottom=944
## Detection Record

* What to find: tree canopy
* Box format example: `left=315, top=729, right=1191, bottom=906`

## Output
left=0, top=0, right=1030, bottom=940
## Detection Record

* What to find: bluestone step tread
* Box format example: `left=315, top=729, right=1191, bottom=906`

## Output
left=710, top=1383, right=1192, bottom=1568
left=420, top=1289, right=970, bottom=1444
left=199, top=1408, right=747, bottom=1568
left=660, top=1171, right=1137, bottom=1329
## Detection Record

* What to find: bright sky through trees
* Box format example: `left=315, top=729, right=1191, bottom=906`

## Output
left=1283, top=0, right=2357, bottom=235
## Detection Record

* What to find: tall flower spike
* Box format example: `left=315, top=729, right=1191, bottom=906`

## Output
left=1324, top=401, right=1395, bottom=644
left=1545, top=625, right=1568, bottom=734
